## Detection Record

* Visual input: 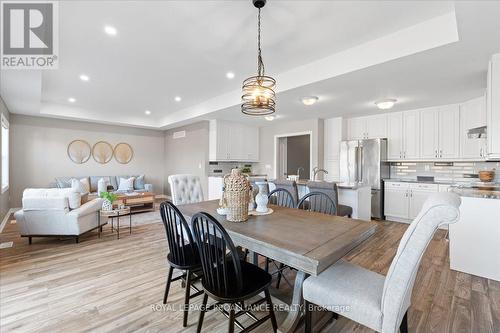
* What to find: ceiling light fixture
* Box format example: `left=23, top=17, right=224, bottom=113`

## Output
left=301, top=96, right=319, bottom=106
left=265, top=115, right=275, bottom=121
left=145, top=110, right=151, bottom=115
left=226, top=72, right=235, bottom=79
left=174, top=96, right=182, bottom=102
left=68, top=97, right=76, bottom=103
left=79, top=74, right=90, bottom=82
left=241, top=0, right=276, bottom=116
left=375, top=98, right=397, bottom=110
left=104, top=25, right=117, bottom=36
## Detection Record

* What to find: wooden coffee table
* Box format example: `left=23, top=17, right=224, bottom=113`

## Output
left=113, top=192, right=155, bottom=213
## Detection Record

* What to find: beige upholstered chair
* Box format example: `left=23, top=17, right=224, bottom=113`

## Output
left=271, top=180, right=299, bottom=206
left=14, top=188, right=104, bottom=244
left=302, top=192, right=461, bottom=333
left=168, top=174, right=204, bottom=205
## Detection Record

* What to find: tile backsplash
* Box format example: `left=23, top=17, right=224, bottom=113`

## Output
left=208, top=162, right=258, bottom=176
left=390, top=161, right=500, bottom=183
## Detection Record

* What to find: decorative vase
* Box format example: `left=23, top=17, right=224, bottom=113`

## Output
left=248, top=186, right=255, bottom=211
left=102, top=199, right=113, bottom=211
left=255, top=182, right=269, bottom=213
left=224, top=169, right=250, bottom=222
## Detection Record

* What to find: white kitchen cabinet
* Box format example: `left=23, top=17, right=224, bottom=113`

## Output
left=324, top=159, right=340, bottom=181
left=384, top=182, right=438, bottom=222
left=460, top=96, right=487, bottom=159
left=209, top=120, right=259, bottom=162
left=324, top=117, right=344, bottom=182
left=386, top=111, right=420, bottom=160
left=347, top=115, right=387, bottom=140
left=384, top=183, right=409, bottom=219
left=419, top=105, right=460, bottom=159
left=487, top=54, right=500, bottom=159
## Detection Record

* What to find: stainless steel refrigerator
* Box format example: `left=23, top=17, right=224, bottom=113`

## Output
left=339, top=138, right=389, bottom=219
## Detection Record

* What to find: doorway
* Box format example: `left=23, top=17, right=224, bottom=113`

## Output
left=274, top=132, right=312, bottom=180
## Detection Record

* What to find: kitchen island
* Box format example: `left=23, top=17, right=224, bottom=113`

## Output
left=449, top=186, right=500, bottom=282
left=293, top=180, right=372, bottom=221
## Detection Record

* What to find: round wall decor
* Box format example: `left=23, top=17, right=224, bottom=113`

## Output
left=92, top=141, right=114, bottom=164
left=67, top=139, right=91, bottom=164
left=113, top=142, right=133, bottom=164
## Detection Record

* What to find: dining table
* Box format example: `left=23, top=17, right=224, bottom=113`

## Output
left=177, top=200, right=377, bottom=333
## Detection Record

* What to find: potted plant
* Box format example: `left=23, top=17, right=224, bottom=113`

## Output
left=100, top=192, right=117, bottom=211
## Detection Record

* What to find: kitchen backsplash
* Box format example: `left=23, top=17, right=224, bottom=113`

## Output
left=208, top=162, right=258, bottom=176
left=390, top=161, right=500, bottom=183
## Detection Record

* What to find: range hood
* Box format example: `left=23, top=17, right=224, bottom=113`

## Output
left=467, top=126, right=487, bottom=139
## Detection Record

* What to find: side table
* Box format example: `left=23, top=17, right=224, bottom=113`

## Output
left=99, top=207, right=132, bottom=239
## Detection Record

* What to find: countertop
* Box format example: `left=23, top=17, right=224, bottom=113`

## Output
left=293, top=179, right=369, bottom=190
left=450, top=187, right=500, bottom=199
left=208, top=174, right=268, bottom=178
left=383, top=178, right=458, bottom=185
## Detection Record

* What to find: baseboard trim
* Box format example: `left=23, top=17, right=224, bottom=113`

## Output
left=0, top=208, right=19, bottom=233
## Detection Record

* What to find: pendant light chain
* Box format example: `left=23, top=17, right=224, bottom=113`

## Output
left=257, top=8, right=265, bottom=78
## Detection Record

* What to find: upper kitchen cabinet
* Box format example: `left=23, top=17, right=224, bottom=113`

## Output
left=460, top=96, right=487, bottom=159
left=420, top=105, right=460, bottom=159
left=487, top=54, right=500, bottom=159
left=347, top=114, right=387, bottom=140
left=324, top=117, right=345, bottom=181
left=386, top=111, right=420, bottom=160
left=209, top=120, right=259, bottom=162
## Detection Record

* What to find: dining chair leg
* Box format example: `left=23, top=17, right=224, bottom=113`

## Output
left=197, top=293, right=208, bottom=333
left=400, top=311, right=408, bottom=333
left=265, top=258, right=270, bottom=272
left=304, top=300, right=312, bottom=333
left=228, top=304, right=236, bottom=333
left=265, top=288, right=278, bottom=332
left=276, top=263, right=285, bottom=289
left=183, top=270, right=192, bottom=327
left=163, top=266, right=174, bottom=304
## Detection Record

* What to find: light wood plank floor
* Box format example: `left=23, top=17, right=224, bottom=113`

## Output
left=1, top=216, right=499, bottom=333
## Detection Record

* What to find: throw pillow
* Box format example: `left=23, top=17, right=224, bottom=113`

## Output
left=118, top=177, right=135, bottom=191
left=97, top=178, right=108, bottom=194
left=71, top=178, right=90, bottom=194
left=134, top=175, right=145, bottom=190
left=67, top=191, right=82, bottom=209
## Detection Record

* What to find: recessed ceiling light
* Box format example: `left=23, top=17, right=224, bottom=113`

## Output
left=79, top=74, right=90, bottom=82
left=104, top=25, right=117, bottom=36
left=301, top=96, right=319, bottom=106
left=174, top=96, right=182, bottom=102
left=144, top=110, right=151, bottom=115
left=375, top=99, right=397, bottom=110
left=68, top=97, right=76, bottom=103
left=265, top=115, right=275, bottom=121
left=226, top=72, right=235, bottom=79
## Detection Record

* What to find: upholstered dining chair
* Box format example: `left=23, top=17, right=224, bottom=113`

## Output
left=297, top=191, right=337, bottom=216
left=302, top=192, right=461, bottom=333
left=271, top=180, right=299, bottom=207
left=168, top=174, right=204, bottom=205
left=306, top=181, right=353, bottom=217
left=159, top=201, right=203, bottom=327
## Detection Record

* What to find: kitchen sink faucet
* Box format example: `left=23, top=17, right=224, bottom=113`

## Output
left=312, top=167, right=329, bottom=181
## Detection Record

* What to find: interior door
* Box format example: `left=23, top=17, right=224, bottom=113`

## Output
left=278, top=137, right=287, bottom=179
left=439, top=105, right=460, bottom=158
left=387, top=112, right=403, bottom=160
left=420, top=108, right=439, bottom=159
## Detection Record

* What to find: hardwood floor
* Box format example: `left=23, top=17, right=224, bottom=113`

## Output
left=1, top=216, right=499, bottom=333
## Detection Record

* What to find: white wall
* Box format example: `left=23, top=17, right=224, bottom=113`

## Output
left=0, top=97, right=10, bottom=219
left=256, top=118, right=324, bottom=179
left=10, top=115, right=165, bottom=207
left=164, top=121, right=209, bottom=197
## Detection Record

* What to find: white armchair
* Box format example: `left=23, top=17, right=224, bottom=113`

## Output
left=14, top=188, right=104, bottom=244
left=302, top=192, right=461, bottom=333
left=168, top=174, right=204, bottom=205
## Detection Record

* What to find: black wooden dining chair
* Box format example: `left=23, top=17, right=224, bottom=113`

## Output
left=191, top=212, right=278, bottom=333
left=268, top=188, right=296, bottom=208
left=160, top=201, right=203, bottom=327
left=297, top=191, right=337, bottom=216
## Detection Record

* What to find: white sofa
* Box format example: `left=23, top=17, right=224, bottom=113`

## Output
left=14, top=188, right=104, bottom=244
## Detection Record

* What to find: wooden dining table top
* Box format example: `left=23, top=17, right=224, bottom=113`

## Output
left=177, top=200, right=377, bottom=276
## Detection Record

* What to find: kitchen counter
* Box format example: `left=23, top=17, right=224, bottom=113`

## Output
left=383, top=178, right=458, bottom=185
left=450, top=187, right=500, bottom=199
left=294, top=179, right=370, bottom=190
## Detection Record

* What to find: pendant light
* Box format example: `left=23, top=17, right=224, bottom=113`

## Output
left=241, top=0, right=276, bottom=116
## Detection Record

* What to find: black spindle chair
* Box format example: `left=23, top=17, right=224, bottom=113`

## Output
left=268, top=188, right=296, bottom=208
left=160, top=201, right=203, bottom=327
left=297, top=191, right=337, bottom=216
left=191, top=212, right=278, bottom=333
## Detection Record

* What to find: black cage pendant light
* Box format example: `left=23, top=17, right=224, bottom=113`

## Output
left=241, top=0, right=276, bottom=116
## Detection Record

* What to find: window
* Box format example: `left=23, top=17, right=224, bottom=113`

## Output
left=1, top=114, right=9, bottom=193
